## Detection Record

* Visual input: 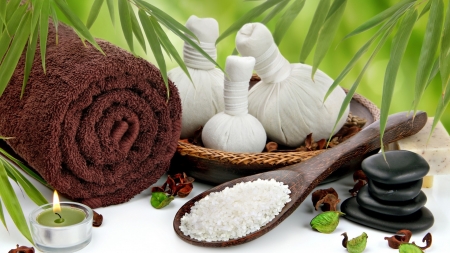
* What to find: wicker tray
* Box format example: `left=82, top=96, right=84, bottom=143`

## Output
left=169, top=91, right=380, bottom=185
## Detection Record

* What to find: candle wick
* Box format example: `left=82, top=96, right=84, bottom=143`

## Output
left=55, top=213, right=62, bottom=219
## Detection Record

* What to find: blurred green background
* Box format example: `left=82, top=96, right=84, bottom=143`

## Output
left=63, top=0, right=450, bottom=132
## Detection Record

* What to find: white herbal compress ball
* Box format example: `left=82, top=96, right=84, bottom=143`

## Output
left=202, top=56, right=267, bottom=153
left=168, top=15, right=224, bottom=139
left=236, top=23, right=349, bottom=147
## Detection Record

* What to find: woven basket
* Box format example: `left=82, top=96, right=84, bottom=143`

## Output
left=169, top=90, right=380, bottom=185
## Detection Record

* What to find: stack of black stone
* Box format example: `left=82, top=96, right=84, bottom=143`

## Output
left=341, top=150, right=434, bottom=233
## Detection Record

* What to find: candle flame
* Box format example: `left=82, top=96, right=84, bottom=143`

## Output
left=53, top=190, right=61, bottom=213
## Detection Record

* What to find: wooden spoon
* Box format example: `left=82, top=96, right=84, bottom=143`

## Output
left=173, top=111, right=428, bottom=247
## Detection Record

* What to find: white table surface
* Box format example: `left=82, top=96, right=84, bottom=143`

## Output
left=1, top=172, right=449, bottom=253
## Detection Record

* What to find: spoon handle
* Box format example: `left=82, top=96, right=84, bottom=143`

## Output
left=285, top=111, right=428, bottom=191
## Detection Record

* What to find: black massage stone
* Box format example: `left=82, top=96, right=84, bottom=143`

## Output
left=356, top=185, right=427, bottom=216
left=342, top=150, right=434, bottom=232
left=341, top=197, right=434, bottom=233
left=368, top=178, right=422, bottom=201
left=361, top=150, right=429, bottom=184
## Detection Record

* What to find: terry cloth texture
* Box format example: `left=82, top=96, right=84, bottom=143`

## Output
left=0, top=22, right=182, bottom=208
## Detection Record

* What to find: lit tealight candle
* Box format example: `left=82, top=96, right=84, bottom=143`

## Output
left=29, top=191, right=93, bottom=253
left=35, top=191, right=86, bottom=227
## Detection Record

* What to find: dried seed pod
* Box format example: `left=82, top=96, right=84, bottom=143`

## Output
left=412, top=232, right=432, bottom=250
left=385, top=229, right=413, bottom=249
left=311, top=188, right=340, bottom=211
left=310, top=211, right=344, bottom=233
left=8, top=245, right=34, bottom=253
left=265, top=142, right=278, bottom=152
left=342, top=232, right=368, bottom=253
left=349, top=170, right=368, bottom=196
left=93, top=210, right=103, bottom=227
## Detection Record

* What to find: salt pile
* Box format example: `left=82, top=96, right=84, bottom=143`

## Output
left=179, top=178, right=291, bottom=242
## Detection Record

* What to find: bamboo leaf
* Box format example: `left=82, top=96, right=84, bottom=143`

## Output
left=312, top=0, right=347, bottom=77
left=419, top=0, right=431, bottom=18
left=0, top=148, right=48, bottom=187
left=50, top=2, right=59, bottom=44
left=6, top=0, right=21, bottom=22
left=149, top=15, right=190, bottom=90
left=22, top=24, right=39, bottom=98
left=261, top=0, right=289, bottom=24
left=138, top=10, right=169, bottom=98
left=440, top=1, right=450, bottom=92
left=379, top=8, right=418, bottom=151
left=30, top=0, right=44, bottom=43
left=135, top=0, right=197, bottom=42
left=0, top=4, right=27, bottom=66
left=118, top=0, right=134, bottom=53
left=299, top=0, right=331, bottom=63
left=136, top=1, right=223, bottom=71
left=130, top=7, right=146, bottom=53
left=53, top=0, right=104, bottom=54
left=216, top=0, right=286, bottom=44
left=344, top=0, right=415, bottom=40
left=39, top=0, right=50, bottom=75
left=430, top=82, right=450, bottom=135
left=413, top=0, right=444, bottom=114
left=0, top=0, right=6, bottom=27
left=0, top=199, right=6, bottom=230
left=0, top=12, right=31, bottom=97
left=2, top=160, right=48, bottom=206
left=425, top=58, right=440, bottom=90
left=324, top=0, right=346, bottom=20
left=330, top=24, right=395, bottom=140
left=273, top=0, right=305, bottom=45
left=86, top=0, right=104, bottom=29
left=0, top=160, right=33, bottom=243
left=106, top=0, right=115, bottom=26
left=324, top=3, right=409, bottom=101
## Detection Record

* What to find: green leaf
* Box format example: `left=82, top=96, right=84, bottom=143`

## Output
left=118, top=0, right=134, bottom=53
left=150, top=192, right=174, bottom=209
left=39, top=0, right=50, bottom=75
left=0, top=160, right=33, bottom=243
left=344, top=0, right=415, bottom=40
left=431, top=81, right=450, bottom=136
left=216, top=0, right=285, bottom=44
left=419, top=0, right=431, bottom=19
left=0, top=0, right=6, bottom=27
left=135, top=0, right=197, bottom=42
left=412, top=0, right=444, bottom=114
left=0, top=12, right=31, bottom=97
left=22, top=24, right=39, bottom=98
left=53, top=0, right=104, bottom=54
left=379, top=8, right=418, bottom=151
left=330, top=24, right=395, bottom=140
left=149, top=15, right=188, bottom=96
left=440, top=1, right=450, bottom=92
left=273, top=0, right=305, bottom=45
left=261, top=0, right=289, bottom=24
left=2, top=160, right=48, bottom=206
left=0, top=4, right=27, bottom=66
left=299, top=0, right=331, bottom=63
left=324, top=3, right=408, bottom=101
left=138, top=10, right=167, bottom=91
left=0, top=148, right=48, bottom=187
left=86, top=0, right=104, bottom=29
left=0, top=199, right=7, bottom=230
left=30, top=0, right=44, bottom=44
left=312, top=0, right=347, bottom=78
left=5, top=0, right=21, bottom=22
left=106, top=0, right=115, bottom=26
left=136, top=1, right=223, bottom=72
left=50, top=2, right=59, bottom=44
left=130, top=7, right=146, bottom=53
left=425, top=58, right=440, bottom=90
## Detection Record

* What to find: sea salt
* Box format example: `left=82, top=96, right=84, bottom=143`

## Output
left=179, top=178, right=291, bottom=242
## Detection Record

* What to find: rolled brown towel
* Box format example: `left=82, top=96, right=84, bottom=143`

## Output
left=0, top=22, right=181, bottom=208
